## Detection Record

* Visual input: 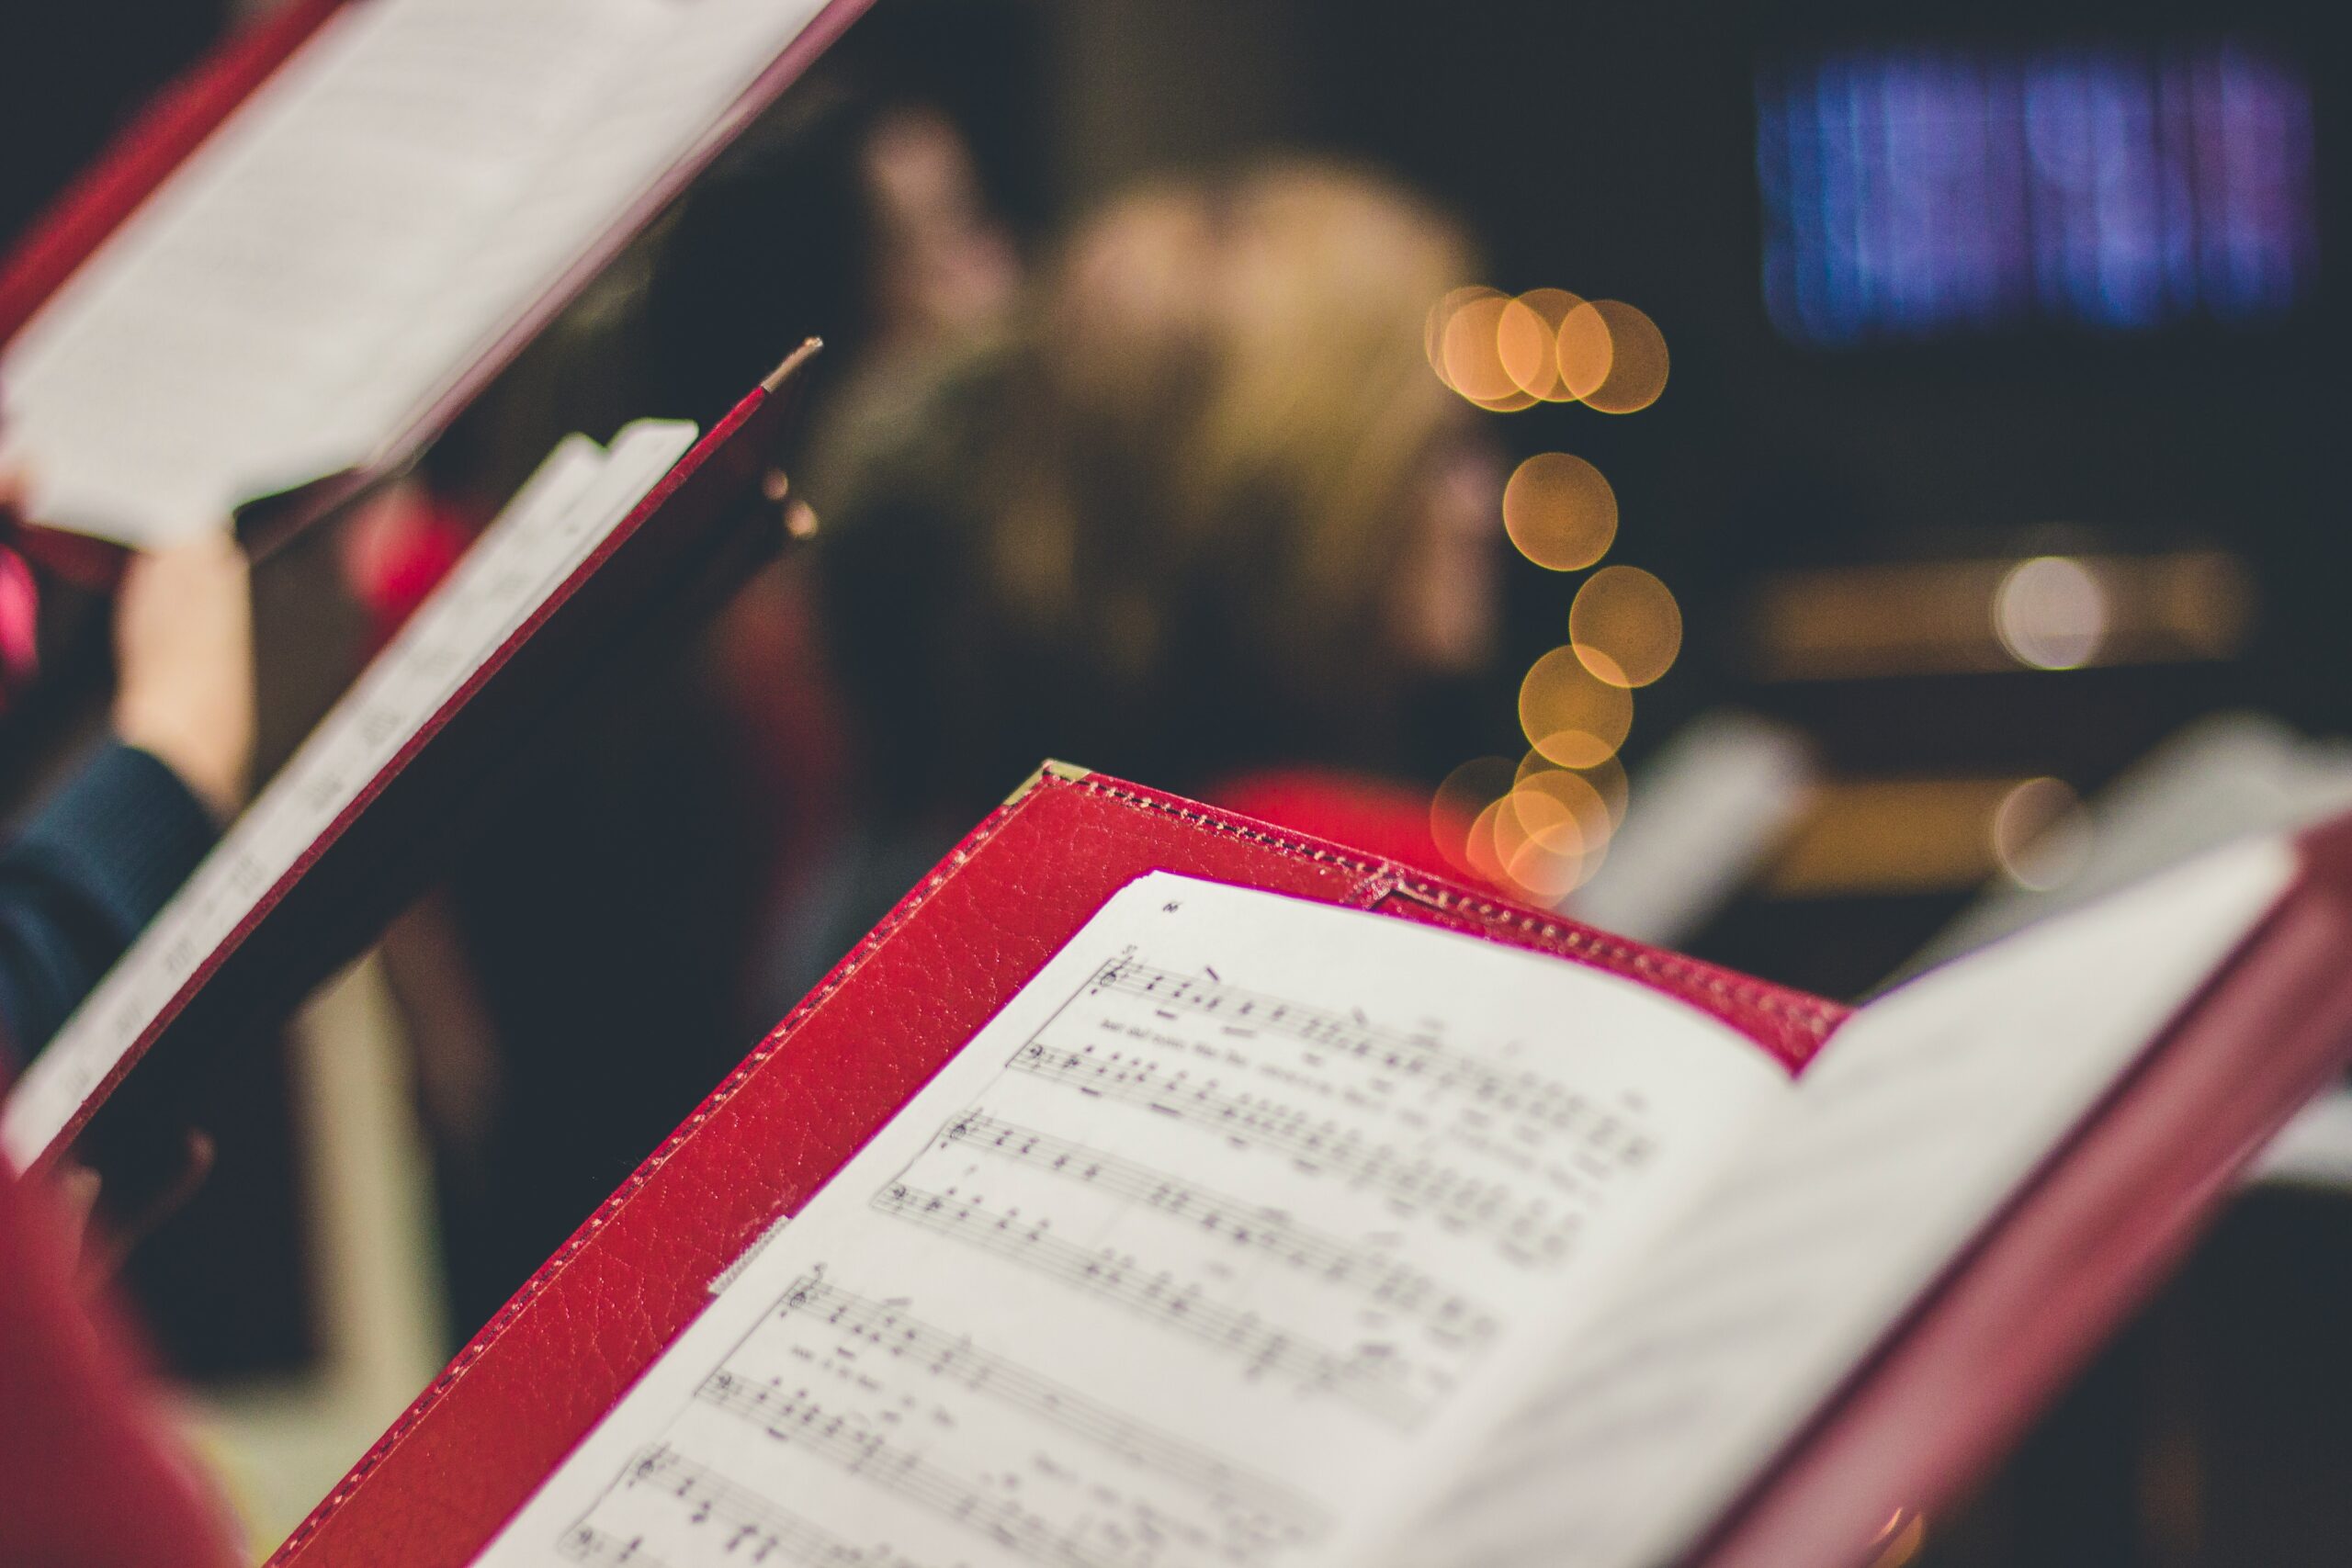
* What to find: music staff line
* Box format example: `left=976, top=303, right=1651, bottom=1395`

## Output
left=577, top=1444, right=933, bottom=1568
left=559, top=1523, right=674, bottom=1568
left=776, top=1274, right=1327, bottom=1540
left=1081, top=957, right=1618, bottom=1138
left=870, top=1180, right=1429, bottom=1430
left=935, top=1111, right=1498, bottom=1346
left=695, top=1372, right=1138, bottom=1568
left=1008, top=1041, right=1580, bottom=1263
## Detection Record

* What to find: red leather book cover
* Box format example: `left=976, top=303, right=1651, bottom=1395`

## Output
left=265, top=766, right=1844, bottom=1566
left=266, top=771, right=2352, bottom=1567
left=1699, top=813, right=2352, bottom=1566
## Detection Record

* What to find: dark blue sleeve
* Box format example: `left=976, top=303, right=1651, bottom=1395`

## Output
left=0, top=742, right=220, bottom=1074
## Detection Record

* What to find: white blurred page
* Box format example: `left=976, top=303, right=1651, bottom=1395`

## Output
left=470, top=873, right=1792, bottom=1568
left=1568, top=711, right=1816, bottom=950
left=0, top=0, right=822, bottom=544
left=0, top=418, right=697, bottom=1170
left=1380, top=835, right=2293, bottom=1568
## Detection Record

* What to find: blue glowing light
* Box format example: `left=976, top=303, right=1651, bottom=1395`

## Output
left=1757, top=43, right=2316, bottom=344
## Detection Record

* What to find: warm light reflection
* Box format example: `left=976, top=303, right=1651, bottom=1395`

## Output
left=1509, top=767, right=1613, bottom=857
left=1570, top=565, right=1682, bottom=686
left=1466, top=385, right=1540, bottom=413
left=1994, top=555, right=2109, bottom=670
left=1520, top=647, right=1634, bottom=767
left=1516, top=749, right=1628, bottom=824
left=1489, top=789, right=1597, bottom=903
left=1563, top=299, right=1669, bottom=413
left=1464, top=796, right=1511, bottom=886
left=1441, top=290, right=1521, bottom=405
left=1425, top=286, right=1500, bottom=389
left=1436, top=751, right=1631, bottom=903
left=1498, top=288, right=1586, bottom=400
left=1751, top=549, right=2252, bottom=680
left=1437, top=280, right=1676, bottom=895
left=1555, top=299, right=1613, bottom=400
left=1990, top=776, right=2091, bottom=890
left=1505, top=832, right=1593, bottom=903
left=1503, top=453, right=1617, bottom=571
left=1430, top=755, right=1517, bottom=874
left=1867, top=1510, right=1928, bottom=1568
left=1765, top=776, right=2046, bottom=896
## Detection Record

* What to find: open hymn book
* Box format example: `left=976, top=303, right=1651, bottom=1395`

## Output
left=447, top=852, right=2290, bottom=1568
left=238, top=762, right=2352, bottom=1567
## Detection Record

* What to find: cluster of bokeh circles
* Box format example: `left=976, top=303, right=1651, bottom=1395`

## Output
left=1425, top=287, right=1668, bottom=413
left=1425, top=287, right=1679, bottom=905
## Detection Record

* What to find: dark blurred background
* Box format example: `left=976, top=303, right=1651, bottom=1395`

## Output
left=5, top=0, right=2348, bottom=1562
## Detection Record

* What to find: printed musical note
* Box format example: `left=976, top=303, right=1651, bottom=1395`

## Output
left=1008, top=1040, right=1582, bottom=1263
left=556, top=1523, right=670, bottom=1567
left=775, top=1275, right=1327, bottom=1545
left=1084, top=959, right=1613, bottom=1140
left=475, top=870, right=1780, bottom=1568
left=594, top=1445, right=933, bottom=1568
left=694, top=1377, right=1135, bottom=1568
left=870, top=1181, right=1429, bottom=1429
left=933, top=1113, right=1498, bottom=1344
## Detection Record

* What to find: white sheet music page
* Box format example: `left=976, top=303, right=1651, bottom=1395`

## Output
left=0, top=0, right=824, bottom=544
left=471, top=873, right=1793, bottom=1568
left=0, top=419, right=697, bottom=1171
left=1379, top=834, right=2294, bottom=1568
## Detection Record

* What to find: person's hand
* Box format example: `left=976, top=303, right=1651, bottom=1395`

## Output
left=112, top=531, right=254, bottom=821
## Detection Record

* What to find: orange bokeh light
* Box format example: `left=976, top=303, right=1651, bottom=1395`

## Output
left=1440, top=291, right=1520, bottom=405
left=1437, top=753, right=1616, bottom=902
left=1519, top=646, right=1634, bottom=767
left=1556, top=300, right=1613, bottom=401
left=1425, top=286, right=1500, bottom=389
left=1498, top=288, right=1586, bottom=401
left=1561, top=299, right=1669, bottom=414
left=1505, top=835, right=1591, bottom=903
left=1519, top=749, right=1628, bottom=827
left=1430, top=755, right=1516, bottom=874
left=1489, top=791, right=1589, bottom=904
left=1465, top=384, right=1540, bottom=413
left=1570, top=565, right=1682, bottom=687
left=1502, top=453, right=1617, bottom=571
left=1507, top=766, right=1613, bottom=858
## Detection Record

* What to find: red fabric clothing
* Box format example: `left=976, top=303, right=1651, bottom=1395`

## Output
left=0, top=1168, right=237, bottom=1568
left=339, top=489, right=474, bottom=655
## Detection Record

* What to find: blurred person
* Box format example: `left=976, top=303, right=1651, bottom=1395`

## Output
left=395, top=80, right=1028, bottom=1335
left=0, top=1156, right=243, bottom=1567
left=0, top=472, right=252, bottom=1565
left=638, top=83, right=1024, bottom=888
left=781, top=158, right=1504, bottom=1004
left=0, top=466, right=254, bottom=1072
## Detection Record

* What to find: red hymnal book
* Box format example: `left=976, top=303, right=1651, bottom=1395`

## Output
left=1, top=345, right=816, bottom=1186
left=235, top=766, right=2352, bottom=1568
left=0, top=0, right=870, bottom=572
